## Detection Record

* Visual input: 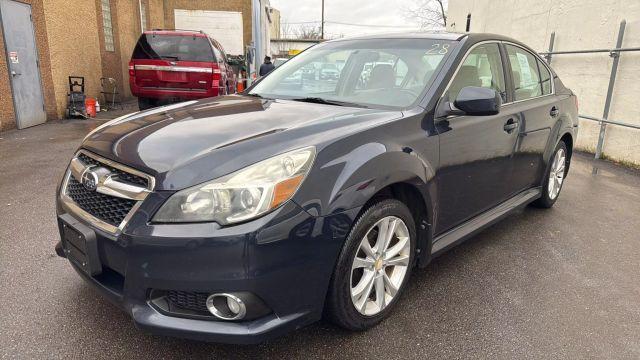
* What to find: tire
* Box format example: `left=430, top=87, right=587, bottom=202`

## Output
left=325, top=199, right=416, bottom=330
left=532, top=141, right=569, bottom=208
left=137, top=97, right=154, bottom=111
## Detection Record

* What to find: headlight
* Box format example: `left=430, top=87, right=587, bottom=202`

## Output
left=153, top=147, right=316, bottom=225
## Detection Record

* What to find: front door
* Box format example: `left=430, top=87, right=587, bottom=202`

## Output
left=435, top=42, right=519, bottom=234
left=0, top=0, right=46, bottom=129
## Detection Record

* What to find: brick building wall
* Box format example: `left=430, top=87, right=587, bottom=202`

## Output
left=0, top=0, right=252, bottom=131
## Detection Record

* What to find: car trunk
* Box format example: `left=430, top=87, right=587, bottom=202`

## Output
left=132, top=59, right=215, bottom=91
left=130, top=34, right=219, bottom=92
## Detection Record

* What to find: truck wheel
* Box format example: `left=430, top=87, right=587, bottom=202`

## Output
left=138, top=97, right=154, bottom=111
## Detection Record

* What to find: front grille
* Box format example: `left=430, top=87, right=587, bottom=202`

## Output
left=167, top=290, right=209, bottom=313
left=66, top=177, right=136, bottom=226
left=77, top=153, right=148, bottom=188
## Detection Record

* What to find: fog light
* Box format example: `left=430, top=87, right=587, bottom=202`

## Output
left=206, top=293, right=247, bottom=321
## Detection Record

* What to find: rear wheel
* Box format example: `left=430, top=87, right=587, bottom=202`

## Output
left=532, top=141, right=569, bottom=208
left=137, top=97, right=155, bottom=111
left=325, top=199, right=415, bottom=330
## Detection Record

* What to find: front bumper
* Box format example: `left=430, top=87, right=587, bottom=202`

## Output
left=56, top=194, right=359, bottom=344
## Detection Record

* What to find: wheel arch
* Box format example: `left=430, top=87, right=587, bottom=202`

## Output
left=357, top=181, right=434, bottom=268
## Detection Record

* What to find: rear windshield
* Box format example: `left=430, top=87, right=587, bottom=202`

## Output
left=132, top=34, right=215, bottom=62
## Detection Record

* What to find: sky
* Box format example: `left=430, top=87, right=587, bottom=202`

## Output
left=269, top=0, right=448, bottom=39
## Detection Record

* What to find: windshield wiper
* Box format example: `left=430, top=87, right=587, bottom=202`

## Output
left=290, top=97, right=369, bottom=108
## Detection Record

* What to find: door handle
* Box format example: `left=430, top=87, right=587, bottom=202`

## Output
left=503, top=118, right=518, bottom=133
left=550, top=106, right=560, bottom=117
left=11, top=71, right=21, bottom=77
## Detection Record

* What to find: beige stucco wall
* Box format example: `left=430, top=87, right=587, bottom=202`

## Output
left=115, top=0, right=142, bottom=99
left=448, top=0, right=640, bottom=165
left=42, top=0, right=103, bottom=118
left=148, top=0, right=166, bottom=29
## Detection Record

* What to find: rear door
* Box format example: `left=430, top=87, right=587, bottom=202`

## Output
left=435, top=42, right=520, bottom=234
left=212, top=39, right=235, bottom=93
left=502, top=43, right=556, bottom=193
left=131, top=34, right=215, bottom=92
left=210, top=39, right=229, bottom=94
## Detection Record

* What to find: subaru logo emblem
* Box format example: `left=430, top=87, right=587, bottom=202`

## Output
left=80, top=168, right=99, bottom=191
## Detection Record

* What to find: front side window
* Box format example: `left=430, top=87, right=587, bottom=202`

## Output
left=101, top=0, right=115, bottom=52
left=505, top=44, right=543, bottom=101
left=448, top=43, right=506, bottom=102
left=249, top=39, right=456, bottom=109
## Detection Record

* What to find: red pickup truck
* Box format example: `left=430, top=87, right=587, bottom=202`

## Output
left=129, top=30, right=237, bottom=110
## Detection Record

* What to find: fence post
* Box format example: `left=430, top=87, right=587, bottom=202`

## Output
left=546, top=31, right=555, bottom=64
left=595, top=20, right=626, bottom=159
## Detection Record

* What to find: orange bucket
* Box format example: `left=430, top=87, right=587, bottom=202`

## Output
left=85, top=98, right=97, bottom=117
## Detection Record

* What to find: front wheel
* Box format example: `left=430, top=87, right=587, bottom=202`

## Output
left=325, top=199, right=416, bottom=330
left=532, top=141, right=569, bottom=208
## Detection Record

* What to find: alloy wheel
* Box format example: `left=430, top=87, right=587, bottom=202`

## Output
left=350, top=216, right=411, bottom=316
left=548, top=148, right=566, bottom=200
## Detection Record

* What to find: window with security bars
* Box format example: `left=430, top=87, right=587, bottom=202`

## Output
left=101, top=0, right=115, bottom=51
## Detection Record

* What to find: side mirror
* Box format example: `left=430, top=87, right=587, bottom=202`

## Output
left=454, top=86, right=501, bottom=116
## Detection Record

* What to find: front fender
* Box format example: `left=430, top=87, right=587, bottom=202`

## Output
left=293, top=142, right=436, bottom=218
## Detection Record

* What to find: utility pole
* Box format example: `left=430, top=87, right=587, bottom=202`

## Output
left=321, top=0, right=325, bottom=39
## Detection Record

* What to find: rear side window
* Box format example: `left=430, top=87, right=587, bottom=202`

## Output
left=449, top=43, right=506, bottom=102
left=505, top=45, right=543, bottom=101
left=132, top=35, right=215, bottom=62
left=537, top=58, right=552, bottom=95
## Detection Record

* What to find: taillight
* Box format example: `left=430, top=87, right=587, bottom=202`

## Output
left=128, top=61, right=135, bottom=77
left=574, top=96, right=579, bottom=112
left=212, top=67, right=222, bottom=87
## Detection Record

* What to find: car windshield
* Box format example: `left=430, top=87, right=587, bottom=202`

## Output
left=132, top=34, right=215, bottom=62
left=249, top=38, right=456, bottom=109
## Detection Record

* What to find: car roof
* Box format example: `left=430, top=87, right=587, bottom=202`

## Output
left=325, top=31, right=524, bottom=46
left=143, top=29, right=207, bottom=38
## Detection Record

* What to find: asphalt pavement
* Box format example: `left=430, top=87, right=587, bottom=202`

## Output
left=1, top=119, right=639, bottom=359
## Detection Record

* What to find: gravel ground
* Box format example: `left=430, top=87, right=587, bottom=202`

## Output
left=1, top=119, right=639, bottom=359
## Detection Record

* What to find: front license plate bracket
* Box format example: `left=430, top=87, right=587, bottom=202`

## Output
left=59, top=213, right=102, bottom=276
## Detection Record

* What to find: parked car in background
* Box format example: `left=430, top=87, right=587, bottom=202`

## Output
left=273, top=58, right=289, bottom=68
left=319, top=63, right=340, bottom=80
left=56, top=32, right=577, bottom=344
left=129, top=29, right=236, bottom=110
left=301, top=63, right=317, bottom=80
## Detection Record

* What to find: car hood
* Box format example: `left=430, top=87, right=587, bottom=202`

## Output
left=82, top=95, right=402, bottom=190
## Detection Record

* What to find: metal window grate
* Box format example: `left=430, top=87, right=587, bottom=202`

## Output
left=101, top=0, right=114, bottom=51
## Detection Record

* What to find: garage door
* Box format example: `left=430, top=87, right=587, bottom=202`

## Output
left=174, top=10, right=244, bottom=56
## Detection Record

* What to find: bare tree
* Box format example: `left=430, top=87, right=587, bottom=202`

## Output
left=295, top=24, right=322, bottom=40
left=280, top=21, right=293, bottom=39
left=403, top=0, right=447, bottom=29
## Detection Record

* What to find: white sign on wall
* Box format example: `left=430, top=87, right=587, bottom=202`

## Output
left=174, top=9, right=244, bottom=55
